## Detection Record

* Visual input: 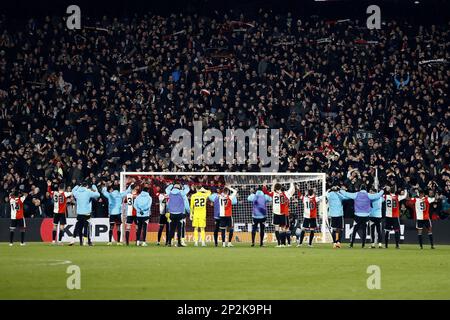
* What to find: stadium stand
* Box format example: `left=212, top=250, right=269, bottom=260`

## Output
left=0, top=4, right=448, bottom=219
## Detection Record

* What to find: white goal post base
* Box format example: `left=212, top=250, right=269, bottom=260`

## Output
left=119, top=172, right=331, bottom=244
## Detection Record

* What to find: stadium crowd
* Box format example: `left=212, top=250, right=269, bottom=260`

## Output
left=0, top=9, right=449, bottom=219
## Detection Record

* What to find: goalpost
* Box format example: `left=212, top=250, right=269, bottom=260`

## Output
left=119, top=172, right=331, bottom=244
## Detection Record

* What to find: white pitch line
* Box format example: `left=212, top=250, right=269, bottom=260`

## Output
left=48, top=260, right=72, bottom=266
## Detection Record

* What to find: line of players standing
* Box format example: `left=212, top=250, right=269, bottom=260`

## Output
left=7, top=179, right=436, bottom=249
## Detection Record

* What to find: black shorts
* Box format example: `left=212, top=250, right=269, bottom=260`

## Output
left=330, top=216, right=343, bottom=229
left=302, top=218, right=318, bottom=229
left=219, top=216, right=233, bottom=228
left=169, top=213, right=183, bottom=223
left=416, top=219, right=432, bottom=230
left=10, top=218, right=26, bottom=228
left=370, top=217, right=382, bottom=225
left=109, top=215, right=122, bottom=224
left=126, top=216, right=137, bottom=224
left=253, top=217, right=267, bottom=224
left=354, top=216, right=369, bottom=225
left=137, top=216, right=149, bottom=224
left=159, top=214, right=169, bottom=225
left=385, top=217, right=400, bottom=231
left=53, top=214, right=67, bottom=225
left=273, top=214, right=288, bottom=226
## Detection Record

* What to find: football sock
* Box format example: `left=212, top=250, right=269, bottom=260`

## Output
left=287, top=231, right=291, bottom=245
left=394, top=231, right=400, bottom=247
left=214, top=223, right=220, bottom=245
left=59, top=229, right=64, bottom=242
left=228, top=229, right=233, bottom=243
left=9, top=230, right=14, bottom=243
left=158, top=225, right=164, bottom=242
left=418, top=234, right=423, bottom=247
left=20, top=231, right=25, bottom=244
left=309, top=231, right=315, bottom=245
left=282, top=231, right=287, bottom=245
left=331, top=229, right=337, bottom=243
left=117, top=230, right=121, bottom=243
left=52, top=230, right=57, bottom=241
left=299, top=230, right=305, bottom=245
left=429, top=233, right=434, bottom=247
left=194, top=228, right=199, bottom=242
left=221, top=229, right=226, bottom=243
left=126, top=231, right=130, bottom=245
left=201, top=229, right=206, bottom=242
left=275, top=231, right=280, bottom=245
left=109, top=227, right=113, bottom=242
left=385, top=231, right=390, bottom=247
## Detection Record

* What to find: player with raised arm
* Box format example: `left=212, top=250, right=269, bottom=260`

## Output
left=211, top=187, right=221, bottom=247
left=70, top=181, right=100, bottom=246
left=190, top=186, right=211, bottom=247
left=248, top=187, right=272, bottom=247
left=47, top=180, right=72, bottom=245
left=340, top=185, right=384, bottom=248
left=155, top=186, right=170, bottom=246
left=410, top=190, right=436, bottom=249
left=133, top=186, right=152, bottom=246
left=209, top=186, right=238, bottom=247
left=369, top=187, right=384, bottom=248
left=166, top=182, right=190, bottom=247
left=263, top=181, right=295, bottom=247
left=326, top=185, right=346, bottom=248
left=9, top=190, right=28, bottom=246
left=297, top=189, right=324, bottom=247
left=124, top=183, right=139, bottom=246
left=384, top=187, right=407, bottom=249
left=102, top=181, right=131, bottom=245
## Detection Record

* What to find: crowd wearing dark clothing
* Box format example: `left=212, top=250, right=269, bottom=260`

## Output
left=0, top=10, right=449, bottom=219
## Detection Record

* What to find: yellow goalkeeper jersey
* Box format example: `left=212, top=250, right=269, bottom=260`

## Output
left=190, top=190, right=211, bottom=218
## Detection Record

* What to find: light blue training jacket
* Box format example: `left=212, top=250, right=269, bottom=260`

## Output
left=327, top=191, right=346, bottom=217
left=133, top=191, right=153, bottom=217
left=72, top=185, right=100, bottom=215
left=370, top=196, right=384, bottom=218
left=101, top=185, right=131, bottom=215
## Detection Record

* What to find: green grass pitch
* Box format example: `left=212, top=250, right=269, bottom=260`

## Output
left=1, top=242, right=449, bottom=300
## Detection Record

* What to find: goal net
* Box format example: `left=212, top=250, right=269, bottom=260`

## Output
left=119, top=172, right=331, bottom=244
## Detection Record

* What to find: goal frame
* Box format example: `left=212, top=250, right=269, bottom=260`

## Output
left=119, top=171, right=329, bottom=243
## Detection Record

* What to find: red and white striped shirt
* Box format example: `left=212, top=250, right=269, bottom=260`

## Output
left=10, top=196, right=26, bottom=220
left=217, top=194, right=234, bottom=217
left=48, top=186, right=71, bottom=214
left=384, top=192, right=407, bottom=218
left=411, top=197, right=435, bottom=220
left=263, top=183, right=295, bottom=216
left=300, top=195, right=323, bottom=219
left=125, top=192, right=138, bottom=217
left=157, top=192, right=169, bottom=215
